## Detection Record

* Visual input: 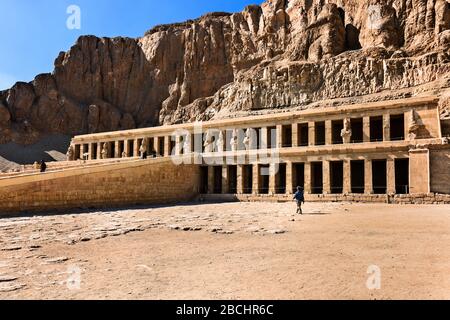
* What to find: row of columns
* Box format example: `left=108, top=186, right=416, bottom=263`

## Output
left=74, top=113, right=406, bottom=160
left=206, top=159, right=399, bottom=195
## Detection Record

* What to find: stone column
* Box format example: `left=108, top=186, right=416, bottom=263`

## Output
left=133, top=139, right=140, bottom=157
left=114, top=141, right=120, bottom=158
left=308, top=122, right=315, bottom=146
left=286, top=161, right=294, bottom=194
left=252, top=164, right=260, bottom=195
left=97, top=143, right=103, bottom=160
left=80, top=144, right=86, bottom=160
left=175, top=135, right=183, bottom=155
left=304, top=162, right=312, bottom=194
left=343, top=159, right=351, bottom=194
left=269, top=163, right=277, bottom=194
left=154, top=137, right=161, bottom=156
left=387, top=158, right=396, bottom=194
left=383, top=114, right=391, bottom=142
left=260, top=127, right=268, bottom=149
left=323, top=161, right=331, bottom=194
left=363, top=117, right=371, bottom=143
left=237, top=165, right=244, bottom=194
left=364, top=159, right=373, bottom=194
left=409, top=148, right=430, bottom=194
left=222, top=166, right=229, bottom=194
left=88, top=143, right=95, bottom=160
left=292, top=124, right=299, bottom=147
left=123, top=140, right=130, bottom=157
left=276, top=125, right=283, bottom=148
left=207, top=166, right=215, bottom=194
left=325, top=120, right=333, bottom=145
left=164, top=136, right=170, bottom=157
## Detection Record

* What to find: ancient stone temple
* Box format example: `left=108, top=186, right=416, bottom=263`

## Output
left=65, top=96, right=448, bottom=201
left=0, top=96, right=449, bottom=214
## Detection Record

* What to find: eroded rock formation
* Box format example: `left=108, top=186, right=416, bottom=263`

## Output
left=1, top=0, right=450, bottom=146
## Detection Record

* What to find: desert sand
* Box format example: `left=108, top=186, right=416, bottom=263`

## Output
left=0, top=201, right=449, bottom=300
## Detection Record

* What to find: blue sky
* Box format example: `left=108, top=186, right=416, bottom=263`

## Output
left=0, top=0, right=263, bottom=90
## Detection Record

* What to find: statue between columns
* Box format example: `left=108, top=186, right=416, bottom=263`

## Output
left=101, top=143, right=109, bottom=159
left=230, top=130, right=239, bottom=152
left=183, top=134, right=192, bottom=153
left=216, top=131, right=225, bottom=153
left=341, top=118, right=352, bottom=144
left=66, top=145, right=75, bottom=161
left=139, top=138, right=148, bottom=159
left=203, top=131, right=215, bottom=153
left=243, top=129, right=251, bottom=150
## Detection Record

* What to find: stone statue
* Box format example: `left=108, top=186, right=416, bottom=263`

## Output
left=139, top=139, right=148, bottom=158
left=216, top=131, right=225, bottom=152
left=408, top=109, right=421, bottom=140
left=203, top=131, right=214, bottom=153
left=122, top=151, right=128, bottom=158
left=243, top=129, right=252, bottom=150
left=341, top=118, right=352, bottom=144
left=183, top=134, right=192, bottom=153
left=101, top=143, right=109, bottom=159
left=230, top=130, right=239, bottom=152
left=66, top=145, right=75, bottom=161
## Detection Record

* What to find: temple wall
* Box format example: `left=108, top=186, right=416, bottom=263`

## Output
left=0, top=158, right=200, bottom=215
left=430, top=149, right=450, bottom=194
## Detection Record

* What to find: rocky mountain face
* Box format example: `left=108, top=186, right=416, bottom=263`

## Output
left=1, top=0, right=450, bottom=146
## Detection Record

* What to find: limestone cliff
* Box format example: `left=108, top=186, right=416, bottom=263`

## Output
left=1, top=0, right=450, bottom=146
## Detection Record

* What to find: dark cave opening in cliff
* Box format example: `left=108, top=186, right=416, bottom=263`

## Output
left=390, top=114, right=405, bottom=141
left=351, top=118, right=363, bottom=143
left=395, top=159, right=409, bottom=194
left=351, top=160, right=365, bottom=194
left=372, top=160, right=387, bottom=194
left=370, top=116, right=384, bottom=142
left=282, top=125, right=292, bottom=147
left=315, top=122, right=326, bottom=146
left=330, top=161, right=344, bottom=194
left=311, top=162, right=323, bottom=194
left=332, top=120, right=344, bottom=144
left=298, top=123, right=309, bottom=146
left=243, top=165, right=253, bottom=194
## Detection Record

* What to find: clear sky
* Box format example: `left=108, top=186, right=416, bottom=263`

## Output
left=0, top=0, right=264, bottom=90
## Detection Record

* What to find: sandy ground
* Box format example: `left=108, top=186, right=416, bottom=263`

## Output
left=0, top=201, right=449, bottom=300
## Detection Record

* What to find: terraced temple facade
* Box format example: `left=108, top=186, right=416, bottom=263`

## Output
left=68, top=96, right=450, bottom=202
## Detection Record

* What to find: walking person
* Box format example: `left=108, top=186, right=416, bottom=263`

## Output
left=40, top=160, right=47, bottom=173
left=293, top=186, right=305, bottom=215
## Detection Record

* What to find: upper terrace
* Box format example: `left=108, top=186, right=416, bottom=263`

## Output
left=69, top=96, right=442, bottom=161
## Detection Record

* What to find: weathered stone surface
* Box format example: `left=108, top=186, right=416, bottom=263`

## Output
left=1, top=0, right=450, bottom=146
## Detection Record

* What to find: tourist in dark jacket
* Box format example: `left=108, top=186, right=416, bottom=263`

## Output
left=40, top=160, right=47, bottom=173
left=293, top=186, right=305, bottom=215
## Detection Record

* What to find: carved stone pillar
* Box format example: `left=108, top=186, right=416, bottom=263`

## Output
left=286, top=161, right=294, bottom=194
left=325, top=120, right=333, bottom=145
left=304, top=162, right=312, bottom=194
left=292, top=124, right=299, bottom=147
left=383, top=114, right=391, bottom=142
left=363, top=117, right=371, bottom=143
left=387, top=158, right=396, bottom=194
left=323, top=161, right=331, bottom=194
left=237, top=165, right=244, bottom=194
left=343, top=160, right=351, bottom=194
left=252, top=164, right=260, bottom=195
left=364, top=159, right=373, bottom=194
left=308, top=122, right=315, bottom=146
